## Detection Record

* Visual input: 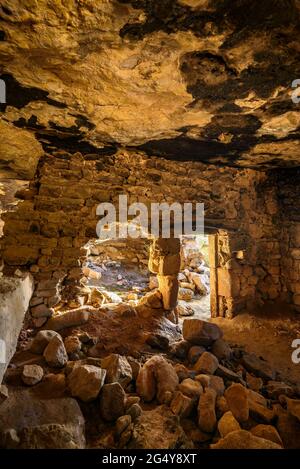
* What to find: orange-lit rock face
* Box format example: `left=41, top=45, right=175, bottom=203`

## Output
left=0, top=0, right=300, bottom=177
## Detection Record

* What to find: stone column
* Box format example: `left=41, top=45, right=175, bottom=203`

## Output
left=148, top=237, right=181, bottom=310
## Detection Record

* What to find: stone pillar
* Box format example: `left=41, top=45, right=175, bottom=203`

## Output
left=148, top=237, right=181, bottom=310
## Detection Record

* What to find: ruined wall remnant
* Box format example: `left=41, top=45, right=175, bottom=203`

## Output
left=0, top=148, right=291, bottom=321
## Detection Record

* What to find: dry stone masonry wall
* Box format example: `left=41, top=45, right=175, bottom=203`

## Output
left=0, top=149, right=297, bottom=319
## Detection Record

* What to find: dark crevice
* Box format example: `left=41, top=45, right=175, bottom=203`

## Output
left=0, top=30, right=5, bottom=41
left=35, top=132, right=118, bottom=156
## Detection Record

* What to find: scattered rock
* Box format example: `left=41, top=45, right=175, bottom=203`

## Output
left=194, top=351, right=219, bottom=375
left=218, top=411, right=240, bottom=437
left=68, top=365, right=106, bottom=402
left=140, top=290, right=162, bottom=309
left=125, top=396, right=140, bottom=410
left=182, top=319, right=222, bottom=346
left=136, top=355, right=179, bottom=403
left=188, top=345, right=206, bottom=364
left=250, top=424, right=283, bottom=446
left=211, top=339, right=232, bottom=360
left=248, top=399, right=275, bottom=424
left=170, top=391, right=194, bottom=418
left=211, top=430, right=282, bottom=449
left=241, top=353, right=275, bottom=380
left=31, top=304, right=53, bottom=319
left=170, top=340, right=190, bottom=359
left=176, top=302, right=194, bottom=316
left=127, top=357, right=141, bottom=381
left=30, top=330, right=59, bottom=354
left=146, top=333, right=169, bottom=350
left=127, top=403, right=142, bottom=421
left=266, top=381, right=294, bottom=399
left=22, top=365, right=44, bottom=386
left=246, top=372, right=263, bottom=392
left=225, top=383, right=249, bottom=423
left=216, top=364, right=246, bottom=384
left=100, top=382, right=125, bottom=422
left=178, top=378, right=203, bottom=399
left=216, top=396, right=230, bottom=417
left=43, top=335, right=68, bottom=368
left=101, top=354, right=132, bottom=388
left=115, top=415, right=131, bottom=437
left=178, top=288, right=193, bottom=301
left=64, top=336, right=81, bottom=355
left=198, top=388, right=217, bottom=433
left=45, top=308, right=90, bottom=331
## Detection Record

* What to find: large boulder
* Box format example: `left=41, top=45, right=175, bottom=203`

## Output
left=68, top=365, right=106, bottom=402
left=182, top=319, right=222, bottom=346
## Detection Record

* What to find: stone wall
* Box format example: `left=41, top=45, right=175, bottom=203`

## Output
left=0, top=149, right=292, bottom=319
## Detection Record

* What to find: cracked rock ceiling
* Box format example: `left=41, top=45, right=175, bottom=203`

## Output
left=0, top=0, right=300, bottom=181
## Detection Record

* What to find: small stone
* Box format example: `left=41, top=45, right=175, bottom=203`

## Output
left=241, top=353, right=275, bottom=380
left=216, top=364, right=246, bottom=385
left=170, top=340, right=190, bottom=359
left=176, top=302, right=194, bottom=316
left=43, top=335, right=68, bottom=368
left=100, top=382, right=126, bottom=421
left=211, top=339, right=232, bottom=360
left=266, top=381, right=294, bottom=399
left=183, top=319, right=222, bottom=346
left=30, top=330, right=59, bottom=354
left=139, top=290, right=162, bottom=309
left=0, top=428, right=20, bottom=449
left=246, top=372, right=263, bottom=392
left=127, top=357, right=141, bottom=381
left=0, top=384, right=9, bottom=405
left=31, top=304, right=54, bottom=318
left=248, top=398, right=274, bottom=424
left=250, top=424, right=283, bottom=446
left=146, top=334, right=169, bottom=350
left=170, top=391, right=194, bottom=418
left=101, top=354, right=132, bottom=387
left=32, top=317, right=48, bottom=328
left=64, top=336, right=81, bottom=355
left=22, top=364, right=44, bottom=386
left=194, top=351, right=219, bottom=375
left=216, top=396, right=229, bottom=417
left=198, top=388, right=217, bottom=433
left=127, top=403, right=142, bottom=420
left=188, top=345, right=206, bottom=364
left=125, top=396, right=140, bottom=410
left=115, top=415, right=132, bottom=437
left=248, top=389, right=267, bottom=407
left=68, top=364, right=106, bottom=402
left=178, top=287, right=194, bottom=301
left=178, top=378, right=203, bottom=399
left=211, top=430, right=282, bottom=449
left=218, top=411, right=240, bottom=437
left=225, top=383, right=249, bottom=423
left=174, top=363, right=190, bottom=382
left=208, top=375, right=225, bottom=396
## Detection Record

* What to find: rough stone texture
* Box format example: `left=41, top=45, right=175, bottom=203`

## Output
left=68, top=365, right=106, bottom=402
left=170, top=391, right=194, bottom=418
left=194, top=351, right=219, bottom=374
left=183, top=319, right=222, bottom=346
left=0, top=274, right=34, bottom=384
left=241, top=353, right=275, bottom=380
left=22, top=365, right=44, bottom=386
left=250, top=425, right=283, bottom=446
left=99, top=382, right=126, bottom=422
left=101, top=354, right=132, bottom=388
left=198, top=388, right=217, bottom=433
left=43, top=335, right=68, bottom=368
left=225, top=383, right=249, bottom=423
left=30, top=330, right=59, bottom=355
left=0, top=389, right=85, bottom=448
left=211, top=430, right=282, bottom=449
left=217, top=411, right=240, bottom=437
left=178, top=378, right=203, bottom=399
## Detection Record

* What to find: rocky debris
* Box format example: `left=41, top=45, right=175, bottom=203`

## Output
left=45, top=308, right=90, bottom=331
left=170, top=391, right=194, bottom=418
left=170, top=340, right=190, bottom=359
left=249, top=399, right=275, bottom=424
left=198, top=388, right=217, bottom=433
left=176, top=302, right=194, bottom=317
left=115, top=415, right=132, bottom=438
left=225, top=384, right=249, bottom=423
left=22, top=365, right=44, bottom=386
left=217, top=411, right=240, bottom=437
left=211, top=339, right=232, bottom=360
left=101, top=354, right=132, bottom=388
left=43, top=335, right=68, bottom=368
left=64, top=336, right=81, bottom=356
left=125, top=396, right=140, bottom=410
left=194, top=352, right=219, bottom=375
left=178, top=288, right=193, bottom=301
left=197, top=375, right=225, bottom=397
left=216, top=364, right=245, bottom=384
left=0, top=384, right=9, bottom=405
left=266, top=381, right=294, bottom=399
left=30, top=330, right=59, bottom=354
left=246, top=372, right=263, bottom=392
left=68, top=365, right=106, bottom=402
left=139, top=290, right=162, bottom=309
left=136, top=355, right=179, bottom=404
left=0, top=389, right=85, bottom=448
left=174, top=364, right=190, bottom=382
left=31, top=304, right=53, bottom=319
left=178, top=378, right=203, bottom=400
left=216, top=396, right=229, bottom=417
left=188, top=345, right=205, bottom=364
left=127, top=357, right=141, bottom=381
left=99, top=382, right=126, bottom=422
left=126, top=403, right=142, bottom=421
left=146, top=333, right=169, bottom=350
left=182, top=319, right=222, bottom=346
left=241, top=353, right=275, bottom=380
left=211, top=430, right=282, bottom=449
left=0, top=428, right=20, bottom=449
left=250, top=425, right=283, bottom=446
left=187, top=272, right=209, bottom=295
left=129, top=405, right=193, bottom=449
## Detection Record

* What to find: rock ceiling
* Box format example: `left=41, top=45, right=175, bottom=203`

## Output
left=0, top=0, right=300, bottom=179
